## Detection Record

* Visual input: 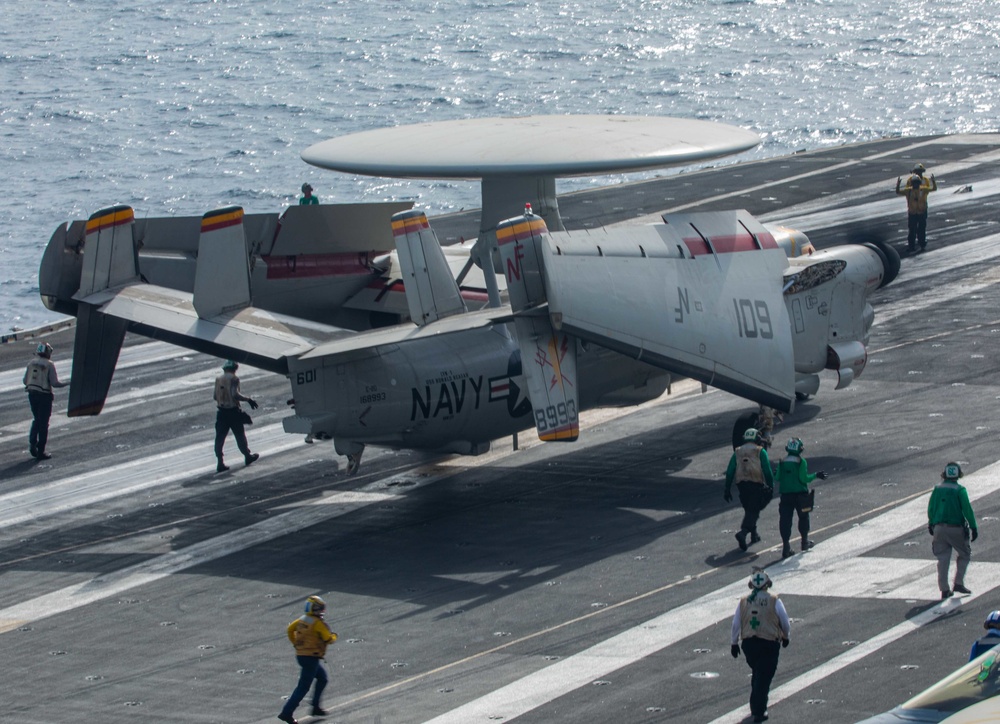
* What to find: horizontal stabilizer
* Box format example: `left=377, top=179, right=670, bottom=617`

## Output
left=68, top=304, right=128, bottom=417
left=391, top=210, right=466, bottom=325
left=75, top=205, right=139, bottom=298
left=194, top=206, right=251, bottom=319
left=79, top=283, right=351, bottom=374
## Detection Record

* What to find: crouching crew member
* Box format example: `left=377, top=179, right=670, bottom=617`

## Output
left=928, top=462, right=978, bottom=600
left=278, top=595, right=338, bottom=724
left=731, top=570, right=791, bottom=723
left=969, top=611, right=1000, bottom=661
left=776, top=437, right=827, bottom=558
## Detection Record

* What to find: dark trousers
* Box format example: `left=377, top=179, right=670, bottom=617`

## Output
left=907, top=212, right=928, bottom=247
left=779, top=492, right=811, bottom=544
left=214, top=407, right=251, bottom=461
left=742, top=637, right=781, bottom=717
left=280, top=655, right=328, bottom=717
left=28, top=391, right=54, bottom=453
left=737, top=481, right=771, bottom=535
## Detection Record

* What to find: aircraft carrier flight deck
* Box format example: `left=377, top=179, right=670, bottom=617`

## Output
left=1, top=132, right=1000, bottom=724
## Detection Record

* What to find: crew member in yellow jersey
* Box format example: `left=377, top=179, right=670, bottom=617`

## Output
left=278, top=595, right=337, bottom=724
left=895, top=165, right=937, bottom=252
left=731, top=570, right=791, bottom=723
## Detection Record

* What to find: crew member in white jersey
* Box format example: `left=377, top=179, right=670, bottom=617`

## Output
left=23, top=342, right=67, bottom=460
left=731, top=569, right=791, bottom=723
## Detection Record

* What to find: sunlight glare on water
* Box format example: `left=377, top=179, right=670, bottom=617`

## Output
left=1, top=0, right=997, bottom=328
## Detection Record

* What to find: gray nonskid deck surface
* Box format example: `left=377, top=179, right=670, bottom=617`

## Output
left=1, top=135, right=999, bottom=724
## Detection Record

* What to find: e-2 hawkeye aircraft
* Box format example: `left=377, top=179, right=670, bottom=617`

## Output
left=39, top=198, right=898, bottom=474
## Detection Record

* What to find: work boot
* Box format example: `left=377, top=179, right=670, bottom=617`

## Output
left=36, top=451, right=51, bottom=460
left=782, top=543, right=794, bottom=559
left=217, top=460, right=229, bottom=473
left=277, top=714, right=297, bottom=724
left=953, top=583, right=971, bottom=595
left=941, top=589, right=953, bottom=600
left=244, top=452, right=259, bottom=466
left=29, top=446, right=37, bottom=458
left=750, top=531, right=761, bottom=545
left=801, top=538, right=814, bottom=551
left=311, top=705, right=329, bottom=716
left=735, top=531, right=748, bottom=552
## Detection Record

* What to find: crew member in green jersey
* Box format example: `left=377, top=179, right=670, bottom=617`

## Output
left=928, top=462, right=977, bottom=600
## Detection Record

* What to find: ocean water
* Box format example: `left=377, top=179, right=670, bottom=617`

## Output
left=2, top=0, right=997, bottom=330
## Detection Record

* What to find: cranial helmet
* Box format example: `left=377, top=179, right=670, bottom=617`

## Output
left=749, top=570, right=771, bottom=590
left=301, top=182, right=313, bottom=193
left=222, top=360, right=238, bottom=371
left=909, top=174, right=921, bottom=188
left=912, top=163, right=925, bottom=174
left=785, top=438, right=804, bottom=455
left=943, top=462, right=963, bottom=480
left=743, top=427, right=760, bottom=442
left=35, top=342, right=53, bottom=358
left=304, top=595, right=326, bottom=616
left=985, top=611, right=1000, bottom=629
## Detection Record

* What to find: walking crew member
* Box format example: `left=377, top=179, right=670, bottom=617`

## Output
left=928, top=462, right=977, bottom=599
left=731, top=570, right=791, bottom=723
left=895, top=168, right=937, bottom=251
left=213, top=360, right=259, bottom=473
left=969, top=611, right=1000, bottom=661
left=725, top=428, right=775, bottom=551
left=23, top=342, right=67, bottom=460
left=776, top=438, right=827, bottom=558
left=278, top=595, right=337, bottom=724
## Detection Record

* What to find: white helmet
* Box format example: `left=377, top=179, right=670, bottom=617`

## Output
left=749, top=570, right=771, bottom=590
left=36, top=342, right=53, bottom=358
left=743, top=427, right=760, bottom=443
left=943, top=462, right=963, bottom=480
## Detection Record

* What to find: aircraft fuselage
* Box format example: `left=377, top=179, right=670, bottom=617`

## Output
left=286, top=324, right=667, bottom=454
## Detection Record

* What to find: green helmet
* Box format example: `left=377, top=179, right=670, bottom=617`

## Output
left=743, top=427, right=760, bottom=442
left=222, top=360, right=238, bottom=371
left=943, top=462, right=963, bottom=480
left=785, top=438, right=804, bottom=455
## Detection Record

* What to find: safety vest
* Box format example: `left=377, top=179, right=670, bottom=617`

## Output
left=739, top=591, right=782, bottom=641
left=214, top=372, right=238, bottom=409
left=24, top=358, right=54, bottom=394
left=734, top=442, right=765, bottom=484
left=287, top=614, right=337, bottom=657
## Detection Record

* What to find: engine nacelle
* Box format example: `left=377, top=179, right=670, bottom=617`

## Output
left=784, top=242, right=895, bottom=389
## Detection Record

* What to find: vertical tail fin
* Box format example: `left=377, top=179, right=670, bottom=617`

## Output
left=193, top=206, right=251, bottom=319
left=68, top=205, right=137, bottom=416
left=391, top=209, right=466, bottom=325
left=77, top=205, right=140, bottom=296
left=496, top=212, right=579, bottom=442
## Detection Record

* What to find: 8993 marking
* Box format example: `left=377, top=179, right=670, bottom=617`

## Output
left=535, top=400, right=578, bottom=431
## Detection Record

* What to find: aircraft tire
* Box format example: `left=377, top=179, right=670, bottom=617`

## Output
left=732, top=411, right=760, bottom=449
